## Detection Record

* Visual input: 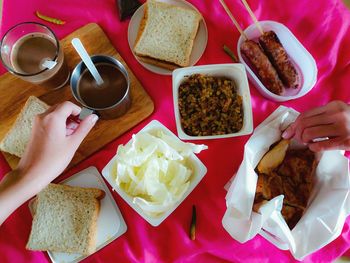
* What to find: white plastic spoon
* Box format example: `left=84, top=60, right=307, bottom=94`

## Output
left=41, top=59, right=57, bottom=70
left=71, top=38, right=104, bottom=86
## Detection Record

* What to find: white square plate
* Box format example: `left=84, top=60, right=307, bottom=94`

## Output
left=102, top=120, right=207, bottom=227
left=172, top=63, right=253, bottom=140
left=29, top=166, right=127, bottom=263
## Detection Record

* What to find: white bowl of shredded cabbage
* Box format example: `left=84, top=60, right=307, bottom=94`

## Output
left=102, top=120, right=208, bottom=227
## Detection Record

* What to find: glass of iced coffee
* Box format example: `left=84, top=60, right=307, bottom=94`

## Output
left=0, top=22, right=70, bottom=90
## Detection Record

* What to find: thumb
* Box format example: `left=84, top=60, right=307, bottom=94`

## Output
left=282, top=123, right=296, bottom=139
left=70, top=114, right=98, bottom=145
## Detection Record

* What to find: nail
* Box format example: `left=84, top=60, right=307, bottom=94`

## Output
left=282, top=130, right=289, bottom=139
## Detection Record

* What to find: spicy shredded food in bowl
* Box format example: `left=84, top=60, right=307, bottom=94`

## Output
left=178, top=74, right=244, bottom=136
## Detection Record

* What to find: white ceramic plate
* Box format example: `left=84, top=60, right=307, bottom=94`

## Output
left=29, top=167, right=127, bottom=263
left=127, top=0, right=208, bottom=75
left=172, top=64, right=254, bottom=140
left=237, top=21, right=317, bottom=102
left=101, top=120, right=207, bottom=226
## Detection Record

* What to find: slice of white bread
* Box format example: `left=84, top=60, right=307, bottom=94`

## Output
left=0, top=96, right=49, bottom=157
left=26, top=183, right=105, bottom=255
left=133, top=0, right=202, bottom=69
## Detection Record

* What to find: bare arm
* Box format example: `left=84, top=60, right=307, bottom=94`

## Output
left=0, top=101, right=98, bottom=225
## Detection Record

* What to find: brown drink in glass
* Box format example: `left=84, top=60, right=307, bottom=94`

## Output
left=0, top=22, right=69, bottom=90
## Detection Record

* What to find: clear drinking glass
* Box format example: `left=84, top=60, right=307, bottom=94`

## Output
left=0, top=22, right=70, bottom=90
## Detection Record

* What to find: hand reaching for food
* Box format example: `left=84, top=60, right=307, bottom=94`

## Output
left=282, top=101, right=350, bottom=152
left=0, top=101, right=98, bottom=225
left=18, top=101, right=98, bottom=189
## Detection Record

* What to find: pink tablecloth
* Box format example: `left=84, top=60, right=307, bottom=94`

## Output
left=1, top=0, right=350, bottom=262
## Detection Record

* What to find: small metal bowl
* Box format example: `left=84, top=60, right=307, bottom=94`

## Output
left=70, top=55, right=131, bottom=120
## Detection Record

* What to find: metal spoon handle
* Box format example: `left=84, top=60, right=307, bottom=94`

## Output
left=71, top=38, right=104, bottom=86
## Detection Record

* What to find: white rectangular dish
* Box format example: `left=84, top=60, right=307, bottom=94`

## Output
left=237, top=20, right=317, bottom=102
left=101, top=120, right=207, bottom=227
left=29, top=166, right=127, bottom=263
left=172, top=63, right=253, bottom=140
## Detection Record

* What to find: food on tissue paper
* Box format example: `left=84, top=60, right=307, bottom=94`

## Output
left=178, top=74, right=243, bottom=136
left=257, top=139, right=290, bottom=174
left=110, top=129, right=207, bottom=216
left=253, top=139, right=316, bottom=229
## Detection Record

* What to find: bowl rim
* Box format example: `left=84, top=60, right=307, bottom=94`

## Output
left=172, top=63, right=254, bottom=140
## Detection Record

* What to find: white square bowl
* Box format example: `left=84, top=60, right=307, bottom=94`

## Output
left=237, top=20, right=317, bottom=102
left=101, top=120, right=207, bottom=227
left=172, top=64, right=253, bottom=140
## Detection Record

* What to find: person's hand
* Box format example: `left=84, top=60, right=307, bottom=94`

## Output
left=282, top=101, right=350, bottom=152
left=17, top=101, right=98, bottom=191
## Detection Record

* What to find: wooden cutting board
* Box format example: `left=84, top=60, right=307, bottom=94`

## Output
left=0, top=23, right=154, bottom=169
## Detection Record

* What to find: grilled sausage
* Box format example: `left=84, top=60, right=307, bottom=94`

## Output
left=241, top=40, right=284, bottom=95
left=259, top=31, right=300, bottom=89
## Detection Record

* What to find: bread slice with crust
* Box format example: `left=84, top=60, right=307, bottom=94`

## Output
left=26, top=184, right=105, bottom=256
left=133, top=0, right=202, bottom=69
left=137, top=55, right=180, bottom=70
left=0, top=96, right=49, bottom=157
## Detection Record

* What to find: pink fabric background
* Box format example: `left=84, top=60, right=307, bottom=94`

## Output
left=1, top=0, right=350, bottom=262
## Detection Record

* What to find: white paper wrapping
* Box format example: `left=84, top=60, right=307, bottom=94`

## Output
left=222, top=106, right=350, bottom=260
